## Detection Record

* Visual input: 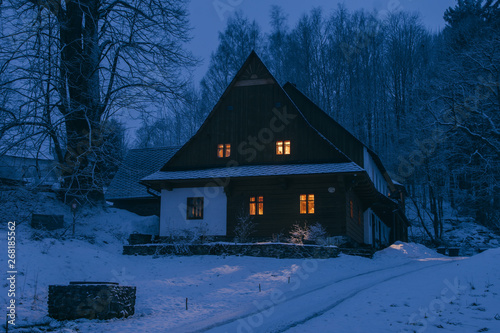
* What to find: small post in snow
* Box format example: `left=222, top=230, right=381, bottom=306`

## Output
left=185, top=298, right=188, bottom=310
left=259, top=284, right=261, bottom=292
left=70, top=198, right=80, bottom=236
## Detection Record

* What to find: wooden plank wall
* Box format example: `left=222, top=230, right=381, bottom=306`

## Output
left=283, top=83, right=365, bottom=167
left=164, top=83, right=349, bottom=171
left=345, top=190, right=364, bottom=244
left=226, top=175, right=347, bottom=239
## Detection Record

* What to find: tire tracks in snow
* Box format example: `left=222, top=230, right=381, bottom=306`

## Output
left=183, top=259, right=458, bottom=333
left=271, top=260, right=455, bottom=333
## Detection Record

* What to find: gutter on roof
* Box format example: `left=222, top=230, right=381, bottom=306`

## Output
left=146, top=186, right=161, bottom=198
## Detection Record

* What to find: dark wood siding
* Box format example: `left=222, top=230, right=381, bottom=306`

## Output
left=163, top=79, right=349, bottom=171
left=345, top=190, right=364, bottom=244
left=226, top=175, right=347, bottom=238
left=283, top=83, right=365, bottom=166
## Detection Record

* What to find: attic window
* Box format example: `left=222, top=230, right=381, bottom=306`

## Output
left=276, top=140, right=291, bottom=155
left=217, top=144, right=231, bottom=158
left=300, top=194, right=315, bottom=214
left=250, top=196, right=264, bottom=215
left=187, top=197, right=204, bottom=220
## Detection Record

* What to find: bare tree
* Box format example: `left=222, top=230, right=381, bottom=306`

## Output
left=134, top=84, right=205, bottom=148
left=422, top=0, right=500, bottom=229
left=264, top=5, right=289, bottom=85
left=200, top=11, right=262, bottom=111
left=0, top=0, right=196, bottom=200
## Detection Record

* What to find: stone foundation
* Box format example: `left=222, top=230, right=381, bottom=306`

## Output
left=48, top=283, right=136, bottom=320
left=123, top=243, right=340, bottom=259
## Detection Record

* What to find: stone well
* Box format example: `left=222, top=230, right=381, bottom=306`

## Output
left=48, top=282, right=136, bottom=320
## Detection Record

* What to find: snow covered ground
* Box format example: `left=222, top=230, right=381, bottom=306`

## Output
left=1, top=193, right=500, bottom=332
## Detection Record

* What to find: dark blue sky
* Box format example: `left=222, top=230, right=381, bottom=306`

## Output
left=188, top=0, right=456, bottom=82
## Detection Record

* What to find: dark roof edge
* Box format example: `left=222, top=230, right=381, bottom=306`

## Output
left=160, top=51, right=268, bottom=170
left=282, top=82, right=396, bottom=191
left=281, top=88, right=352, bottom=163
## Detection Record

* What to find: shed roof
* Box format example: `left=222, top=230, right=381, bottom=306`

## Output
left=106, top=147, right=179, bottom=200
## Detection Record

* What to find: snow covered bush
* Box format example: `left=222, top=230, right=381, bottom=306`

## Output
left=288, top=222, right=310, bottom=244
left=308, top=223, right=327, bottom=244
left=288, top=222, right=327, bottom=244
left=233, top=209, right=256, bottom=243
left=178, top=222, right=211, bottom=244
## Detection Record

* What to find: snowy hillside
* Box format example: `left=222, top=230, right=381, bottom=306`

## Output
left=1, top=192, right=500, bottom=332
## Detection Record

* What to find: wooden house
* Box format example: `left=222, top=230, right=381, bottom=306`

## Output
left=142, top=52, right=408, bottom=247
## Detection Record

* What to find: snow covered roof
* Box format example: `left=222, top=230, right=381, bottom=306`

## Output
left=142, top=162, right=364, bottom=182
left=106, top=146, right=179, bottom=200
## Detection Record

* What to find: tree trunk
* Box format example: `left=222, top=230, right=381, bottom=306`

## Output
left=59, top=0, right=103, bottom=200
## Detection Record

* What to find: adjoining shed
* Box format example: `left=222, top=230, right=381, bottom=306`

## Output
left=106, top=147, right=179, bottom=216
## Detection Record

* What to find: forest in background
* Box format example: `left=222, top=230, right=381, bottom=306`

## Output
left=137, top=1, right=500, bottom=238
left=1, top=0, right=499, bottom=241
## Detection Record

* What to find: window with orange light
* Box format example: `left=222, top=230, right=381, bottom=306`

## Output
left=250, top=196, right=264, bottom=215
left=284, top=140, right=291, bottom=154
left=276, top=141, right=283, bottom=155
left=300, top=194, right=315, bottom=214
left=186, top=197, right=204, bottom=220
left=276, top=140, right=291, bottom=155
left=217, top=143, right=231, bottom=158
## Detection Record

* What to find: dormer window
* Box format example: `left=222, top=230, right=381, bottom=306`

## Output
left=276, top=140, right=291, bottom=155
left=217, top=144, right=231, bottom=158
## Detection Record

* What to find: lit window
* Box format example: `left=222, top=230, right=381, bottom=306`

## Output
left=250, top=197, right=256, bottom=215
left=258, top=196, right=264, bottom=215
left=217, top=144, right=224, bottom=158
left=187, top=197, right=204, bottom=220
left=250, top=196, right=263, bottom=215
left=217, top=143, right=231, bottom=158
left=300, top=194, right=315, bottom=214
left=276, top=141, right=291, bottom=155
left=284, top=140, right=291, bottom=154
left=276, top=141, right=283, bottom=155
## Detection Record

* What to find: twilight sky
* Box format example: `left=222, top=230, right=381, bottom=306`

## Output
left=187, top=0, right=456, bottom=83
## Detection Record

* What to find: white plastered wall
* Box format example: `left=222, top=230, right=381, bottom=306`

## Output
left=363, top=147, right=388, bottom=194
left=364, top=209, right=390, bottom=247
left=159, top=187, right=227, bottom=236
